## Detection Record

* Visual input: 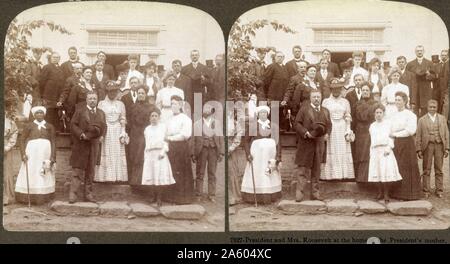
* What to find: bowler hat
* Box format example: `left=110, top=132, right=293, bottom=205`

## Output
left=310, top=122, right=327, bottom=138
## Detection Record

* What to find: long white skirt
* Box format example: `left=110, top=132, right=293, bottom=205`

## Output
left=142, top=149, right=175, bottom=186
left=15, top=139, right=55, bottom=195
left=368, top=146, right=402, bottom=183
left=241, top=138, right=281, bottom=194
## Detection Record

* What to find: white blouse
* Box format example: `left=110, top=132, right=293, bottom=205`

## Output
left=381, top=82, right=409, bottom=105
left=166, top=113, right=192, bottom=141
left=369, top=120, right=394, bottom=149
left=144, top=123, right=169, bottom=153
left=390, top=109, right=417, bottom=138
left=155, top=87, right=185, bottom=109
left=146, top=77, right=155, bottom=97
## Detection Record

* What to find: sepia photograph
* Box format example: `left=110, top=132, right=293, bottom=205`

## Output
left=227, top=0, right=450, bottom=231
left=3, top=1, right=226, bottom=232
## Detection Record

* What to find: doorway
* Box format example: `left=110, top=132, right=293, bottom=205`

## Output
left=331, top=51, right=368, bottom=74
left=105, top=54, right=129, bottom=77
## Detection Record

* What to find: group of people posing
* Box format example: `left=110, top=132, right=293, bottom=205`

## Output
left=228, top=45, right=449, bottom=205
left=3, top=47, right=225, bottom=207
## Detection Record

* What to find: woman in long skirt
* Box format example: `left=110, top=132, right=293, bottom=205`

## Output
left=165, top=95, right=194, bottom=204
left=128, top=85, right=152, bottom=186
left=227, top=110, right=245, bottom=205
left=4, top=107, right=19, bottom=206
left=142, top=107, right=175, bottom=207
left=354, top=83, right=377, bottom=182
left=390, top=91, right=422, bottom=200
left=321, top=84, right=355, bottom=180
left=95, top=83, right=128, bottom=182
left=241, top=105, right=282, bottom=204
left=15, top=106, right=56, bottom=205
left=368, top=104, right=402, bottom=203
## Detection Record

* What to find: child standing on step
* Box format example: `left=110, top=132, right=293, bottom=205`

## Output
left=368, top=104, right=402, bottom=203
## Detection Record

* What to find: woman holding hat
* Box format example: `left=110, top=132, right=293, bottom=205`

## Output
left=367, top=57, right=388, bottom=99
left=241, top=105, right=282, bottom=204
left=15, top=105, right=56, bottom=205
left=321, top=82, right=355, bottom=180
left=155, top=72, right=185, bottom=123
left=381, top=67, right=410, bottom=119
left=353, top=82, right=378, bottom=182
left=95, top=81, right=128, bottom=182
left=128, top=84, right=153, bottom=187
left=67, top=66, right=98, bottom=114
left=143, top=61, right=162, bottom=104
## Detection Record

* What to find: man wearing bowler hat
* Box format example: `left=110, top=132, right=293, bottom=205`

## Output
left=294, top=90, right=332, bottom=201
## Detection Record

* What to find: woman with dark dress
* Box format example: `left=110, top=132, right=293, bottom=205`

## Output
left=353, top=82, right=377, bottom=182
left=390, top=91, right=422, bottom=200
left=165, top=95, right=194, bottom=204
left=241, top=105, right=282, bottom=204
left=15, top=106, right=56, bottom=205
left=128, top=85, right=152, bottom=186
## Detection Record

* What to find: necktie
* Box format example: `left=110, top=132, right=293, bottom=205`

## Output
left=315, top=106, right=320, bottom=112
left=90, top=108, right=95, bottom=114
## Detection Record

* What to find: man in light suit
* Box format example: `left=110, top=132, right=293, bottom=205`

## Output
left=285, top=45, right=306, bottom=79
left=416, top=99, right=449, bottom=198
left=191, top=104, right=224, bottom=202
left=397, top=55, right=418, bottom=114
left=406, top=45, right=438, bottom=116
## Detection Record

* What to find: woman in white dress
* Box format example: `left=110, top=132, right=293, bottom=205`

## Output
left=368, top=104, right=402, bottom=203
left=241, top=105, right=282, bottom=204
left=96, top=83, right=128, bottom=182
left=15, top=106, right=56, bottom=205
left=155, top=73, right=185, bottom=123
left=142, top=107, right=175, bottom=207
left=381, top=67, right=409, bottom=118
left=367, top=57, right=388, bottom=101
left=321, top=84, right=355, bottom=180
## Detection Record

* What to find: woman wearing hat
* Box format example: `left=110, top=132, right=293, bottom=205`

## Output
left=143, top=61, right=162, bottom=104
left=367, top=57, right=388, bottom=99
left=353, top=82, right=378, bottom=182
left=128, top=84, right=152, bottom=187
left=155, top=72, right=184, bottom=123
left=302, top=64, right=321, bottom=101
left=241, top=105, right=282, bottom=204
left=381, top=67, right=410, bottom=119
left=321, top=82, right=355, bottom=180
left=95, top=82, right=128, bottom=182
left=67, top=66, right=98, bottom=114
left=15, top=105, right=56, bottom=205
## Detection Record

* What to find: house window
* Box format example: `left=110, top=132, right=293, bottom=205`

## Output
left=88, top=30, right=158, bottom=48
left=314, top=28, right=384, bottom=45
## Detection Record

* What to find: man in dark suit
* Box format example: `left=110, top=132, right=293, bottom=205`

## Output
left=96, top=51, right=115, bottom=81
left=25, top=48, right=43, bottom=100
left=294, top=90, right=331, bottom=201
left=251, top=49, right=267, bottom=99
left=315, top=58, right=334, bottom=99
left=60, top=47, right=84, bottom=82
left=209, top=54, right=226, bottom=104
left=39, top=52, right=66, bottom=132
left=61, top=62, right=83, bottom=118
left=69, top=91, right=106, bottom=203
left=191, top=104, right=224, bottom=202
left=120, top=76, right=140, bottom=129
left=172, top=59, right=193, bottom=112
left=181, top=50, right=210, bottom=104
left=439, top=49, right=449, bottom=119
left=264, top=51, right=289, bottom=102
left=285, top=45, right=305, bottom=79
left=397, top=56, right=418, bottom=114
left=281, top=60, right=308, bottom=116
left=416, top=99, right=449, bottom=198
left=92, top=60, right=110, bottom=101
left=320, top=49, right=340, bottom=78
left=406, top=45, right=438, bottom=116
left=345, top=74, right=365, bottom=126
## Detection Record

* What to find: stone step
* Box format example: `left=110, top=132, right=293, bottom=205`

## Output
left=286, top=181, right=378, bottom=200
left=276, top=199, right=433, bottom=216
left=50, top=200, right=206, bottom=220
left=55, top=183, right=138, bottom=201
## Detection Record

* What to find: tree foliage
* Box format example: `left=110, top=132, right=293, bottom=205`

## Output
left=3, top=18, right=71, bottom=114
left=227, top=18, right=296, bottom=100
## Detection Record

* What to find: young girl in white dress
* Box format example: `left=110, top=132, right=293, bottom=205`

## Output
left=368, top=104, right=402, bottom=203
left=142, top=107, right=175, bottom=207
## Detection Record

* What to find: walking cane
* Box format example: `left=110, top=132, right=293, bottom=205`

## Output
left=25, top=158, right=31, bottom=209
left=250, top=159, right=258, bottom=208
